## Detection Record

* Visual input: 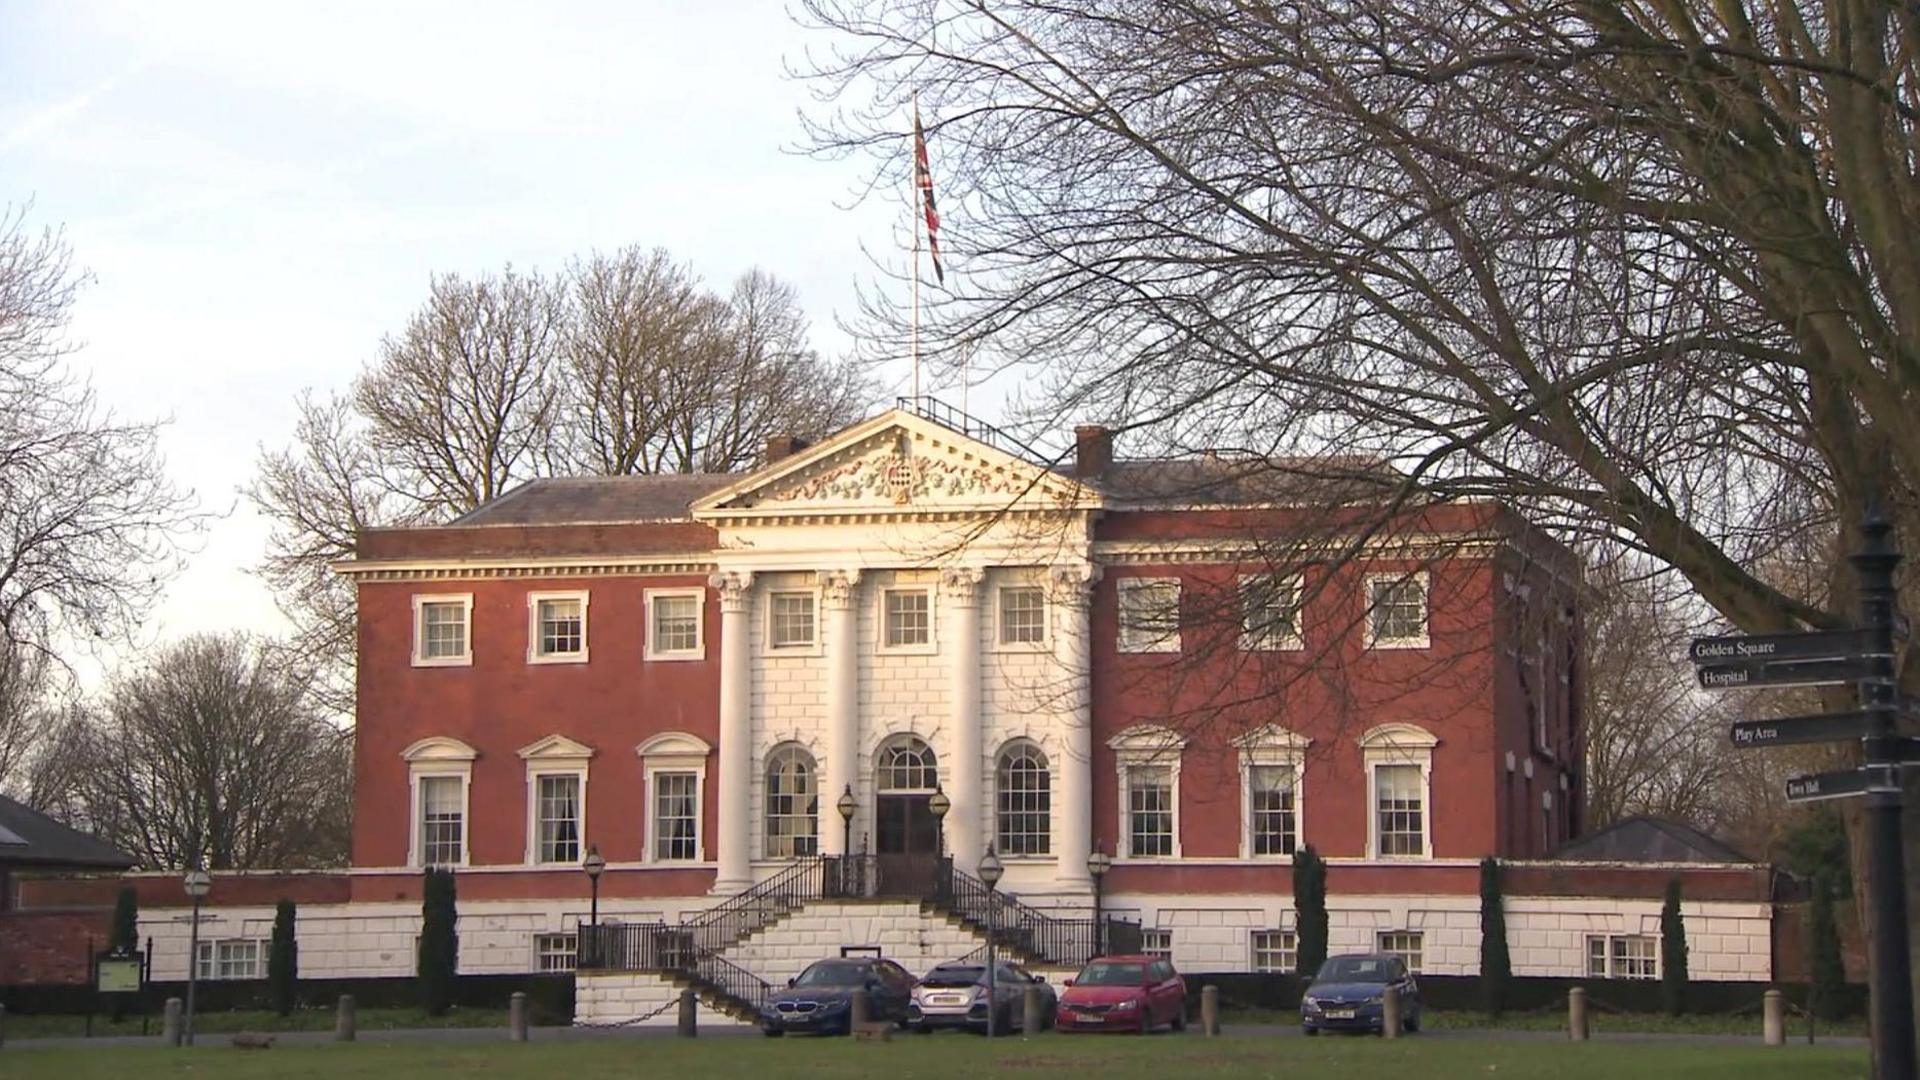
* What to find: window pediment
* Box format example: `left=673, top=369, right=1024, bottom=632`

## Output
left=636, top=731, right=713, bottom=763
left=401, top=736, right=478, bottom=763
left=1231, top=724, right=1312, bottom=753
left=1357, top=723, right=1439, bottom=750
left=1108, top=723, right=1189, bottom=761
left=517, top=734, right=597, bottom=763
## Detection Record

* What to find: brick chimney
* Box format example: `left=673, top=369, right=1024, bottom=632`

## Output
left=1072, top=425, right=1113, bottom=478
left=765, top=435, right=811, bottom=464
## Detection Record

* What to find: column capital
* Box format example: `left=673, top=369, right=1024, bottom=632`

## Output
left=709, top=570, right=755, bottom=612
left=821, top=568, right=862, bottom=608
left=938, top=565, right=986, bottom=604
left=1047, top=563, right=1102, bottom=601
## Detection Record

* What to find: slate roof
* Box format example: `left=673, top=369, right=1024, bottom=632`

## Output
left=1090, top=456, right=1408, bottom=507
left=0, top=794, right=137, bottom=870
left=1551, top=816, right=1756, bottom=865
left=450, top=474, right=737, bottom=527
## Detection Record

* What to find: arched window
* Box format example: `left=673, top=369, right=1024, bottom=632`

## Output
left=996, top=742, right=1051, bottom=855
left=876, top=737, right=938, bottom=792
left=764, top=745, right=819, bottom=858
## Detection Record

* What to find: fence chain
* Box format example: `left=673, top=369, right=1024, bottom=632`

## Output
left=569, top=992, right=698, bottom=1029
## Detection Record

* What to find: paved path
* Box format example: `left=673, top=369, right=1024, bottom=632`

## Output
left=2, top=1022, right=1867, bottom=1053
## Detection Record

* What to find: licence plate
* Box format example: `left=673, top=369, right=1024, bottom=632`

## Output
left=1326, top=1009, right=1357, bottom=1020
left=1076, top=1015, right=1104, bottom=1024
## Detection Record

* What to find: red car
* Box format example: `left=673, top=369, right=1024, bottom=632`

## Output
left=1055, top=955, right=1188, bottom=1034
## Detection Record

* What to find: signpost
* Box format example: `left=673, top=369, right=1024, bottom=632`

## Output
left=1692, top=504, right=1917, bottom=1080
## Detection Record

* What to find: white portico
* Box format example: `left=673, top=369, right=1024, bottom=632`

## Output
left=691, top=410, right=1103, bottom=900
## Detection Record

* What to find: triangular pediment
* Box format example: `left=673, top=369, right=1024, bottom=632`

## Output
left=691, top=409, right=1101, bottom=518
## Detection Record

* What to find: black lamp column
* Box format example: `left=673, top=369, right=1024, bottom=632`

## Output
left=979, top=846, right=1005, bottom=1038
left=1087, top=847, right=1112, bottom=957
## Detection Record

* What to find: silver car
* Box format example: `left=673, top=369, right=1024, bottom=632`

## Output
left=909, top=959, right=1057, bottom=1034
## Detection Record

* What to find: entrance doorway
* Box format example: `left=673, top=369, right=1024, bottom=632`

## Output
left=873, top=736, right=943, bottom=896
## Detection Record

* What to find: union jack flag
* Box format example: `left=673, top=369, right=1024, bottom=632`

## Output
left=913, top=105, right=943, bottom=284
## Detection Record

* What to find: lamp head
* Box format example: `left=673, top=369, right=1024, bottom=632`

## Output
left=583, top=844, right=606, bottom=881
left=978, top=846, right=1004, bottom=888
left=837, top=784, right=857, bottom=821
left=183, top=868, right=212, bottom=899
left=928, top=788, right=951, bottom=820
left=1087, top=849, right=1113, bottom=879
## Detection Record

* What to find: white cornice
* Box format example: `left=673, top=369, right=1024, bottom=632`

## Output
left=1092, top=534, right=1508, bottom=564
left=333, top=554, right=715, bottom=582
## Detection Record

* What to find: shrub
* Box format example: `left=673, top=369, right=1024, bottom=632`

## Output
left=1808, top=871, right=1844, bottom=1021
left=269, top=899, right=298, bottom=1016
left=1661, top=877, right=1689, bottom=1016
left=1479, top=857, right=1511, bottom=1016
left=1293, top=845, right=1328, bottom=977
left=418, top=868, right=459, bottom=1016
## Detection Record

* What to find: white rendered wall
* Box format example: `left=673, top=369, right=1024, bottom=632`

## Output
left=575, top=971, right=753, bottom=1027
left=725, top=899, right=990, bottom=985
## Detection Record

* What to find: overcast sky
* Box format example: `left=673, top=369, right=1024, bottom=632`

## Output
left=2, top=1, right=933, bottom=669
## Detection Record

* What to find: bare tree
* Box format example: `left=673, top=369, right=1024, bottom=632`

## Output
left=0, top=204, right=202, bottom=666
left=62, top=633, right=351, bottom=870
left=250, top=253, right=872, bottom=707
left=796, top=0, right=1920, bottom=1033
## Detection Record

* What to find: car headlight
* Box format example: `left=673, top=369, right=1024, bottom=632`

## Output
left=1112, top=997, right=1139, bottom=1011
left=1302, top=997, right=1323, bottom=1012
left=819, top=998, right=849, bottom=1011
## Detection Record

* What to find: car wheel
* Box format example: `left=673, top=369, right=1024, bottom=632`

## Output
left=1171, top=1008, right=1187, bottom=1033
left=762, top=1027, right=784, bottom=1038
left=1303, top=1025, right=1319, bottom=1037
left=1404, top=1012, right=1420, bottom=1034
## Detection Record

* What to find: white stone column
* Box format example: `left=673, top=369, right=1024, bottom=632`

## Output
left=821, top=569, right=861, bottom=857
left=711, top=570, right=755, bottom=895
left=941, top=566, right=985, bottom=865
left=1051, top=564, right=1101, bottom=892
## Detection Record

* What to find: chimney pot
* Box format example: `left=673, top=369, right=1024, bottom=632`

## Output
left=1073, top=425, right=1113, bottom=478
left=765, top=435, right=810, bottom=464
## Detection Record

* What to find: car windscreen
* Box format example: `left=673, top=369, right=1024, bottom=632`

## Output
left=1315, top=957, right=1394, bottom=983
left=921, top=966, right=985, bottom=988
left=794, top=962, right=869, bottom=987
left=1076, top=962, right=1146, bottom=986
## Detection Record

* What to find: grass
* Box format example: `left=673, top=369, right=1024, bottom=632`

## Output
left=1, top=1006, right=509, bottom=1040
left=1225, top=1006, right=1870, bottom=1038
left=0, top=1033, right=1868, bottom=1079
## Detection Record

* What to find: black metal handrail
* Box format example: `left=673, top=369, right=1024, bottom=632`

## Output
left=679, top=856, right=825, bottom=955
left=698, top=951, right=774, bottom=1015
left=895, top=395, right=1047, bottom=464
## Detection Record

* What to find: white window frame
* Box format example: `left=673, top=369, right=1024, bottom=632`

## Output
left=1141, top=928, right=1173, bottom=961
left=1234, top=725, right=1310, bottom=861
left=994, top=584, right=1049, bottom=650
left=196, top=938, right=265, bottom=980
left=636, top=731, right=712, bottom=865
left=518, top=735, right=595, bottom=866
left=526, top=590, right=590, bottom=664
left=411, top=593, right=474, bottom=667
left=993, top=738, right=1053, bottom=857
left=763, top=742, right=820, bottom=859
left=1109, top=724, right=1187, bottom=859
left=1360, top=723, right=1438, bottom=860
left=1364, top=572, right=1430, bottom=649
left=402, top=736, right=478, bottom=868
left=765, top=587, right=821, bottom=653
left=534, top=931, right=578, bottom=973
left=877, top=585, right=937, bottom=654
left=1117, top=577, right=1182, bottom=653
left=1586, top=933, right=1658, bottom=979
left=1376, top=930, right=1425, bottom=973
left=1251, top=929, right=1298, bottom=973
left=1239, top=573, right=1304, bottom=651
left=645, top=588, right=706, bottom=661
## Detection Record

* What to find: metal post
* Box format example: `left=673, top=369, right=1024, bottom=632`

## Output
left=1763, top=988, right=1784, bottom=1046
left=183, top=896, right=202, bottom=1047
left=590, top=877, right=599, bottom=932
left=162, top=997, right=183, bottom=1047
left=1, top=1002, right=7, bottom=1049
left=1851, top=504, right=1918, bottom=1080
left=986, top=899, right=997, bottom=1038
left=1382, top=983, right=1401, bottom=1038
left=336, top=994, right=356, bottom=1042
left=849, top=988, right=870, bottom=1032
left=509, top=991, right=528, bottom=1041
left=677, top=987, right=697, bottom=1037
left=1201, top=985, right=1220, bottom=1036
left=1023, top=984, right=1043, bottom=1035
left=1568, top=987, right=1588, bottom=1041
left=1092, top=873, right=1104, bottom=956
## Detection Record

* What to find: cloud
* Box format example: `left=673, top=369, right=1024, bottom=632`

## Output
left=0, top=68, right=136, bottom=157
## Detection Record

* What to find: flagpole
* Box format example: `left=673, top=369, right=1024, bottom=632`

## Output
left=911, top=91, right=922, bottom=404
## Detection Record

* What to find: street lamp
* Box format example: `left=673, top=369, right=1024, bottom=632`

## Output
left=836, top=784, right=857, bottom=854
left=582, top=844, right=605, bottom=966
left=1087, top=846, right=1113, bottom=957
left=182, top=866, right=212, bottom=1048
left=978, top=846, right=1005, bottom=1039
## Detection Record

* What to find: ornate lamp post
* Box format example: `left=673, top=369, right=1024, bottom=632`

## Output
left=1087, top=846, right=1113, bottom=957
left=836, top=784, right=857, bottom=854
left=927, top=786, right=951, bottom=855
left=978, top=846, right=1004, bottom=1038
left=582, top=844, right=605, bottom=967
left=182, top=866, right=212, bottom=1047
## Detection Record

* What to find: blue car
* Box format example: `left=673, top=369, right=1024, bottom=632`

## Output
left=762, top=956, right=916, bottom=1036
left=1300, top=953, right=1422, bottom=1035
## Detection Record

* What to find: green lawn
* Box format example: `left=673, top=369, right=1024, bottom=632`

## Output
left=2, top=1007, right=509, bottom=1040
left=1225, top=1007, right=1870, bottom=1038
left=0, top=1035, right=1869, bottom=1080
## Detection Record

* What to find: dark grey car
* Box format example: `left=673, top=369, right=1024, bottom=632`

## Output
left=762, top=956, right=916, bottom=1036
left=1300, top=953, right=1422, bottom=1035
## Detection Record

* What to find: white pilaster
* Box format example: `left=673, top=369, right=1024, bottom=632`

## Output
left=1051, top=563, right=1101, bottom=892
left=711, top=570, right=754, bottom=894
left=941, top=566, right=985, bottom=864
left=821, top=569, right=861, bottom=856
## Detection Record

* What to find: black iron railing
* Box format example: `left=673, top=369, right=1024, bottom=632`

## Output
left=680, top=856, right=826, bottom=955
left=895, top=395, right=1047, bottom=464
